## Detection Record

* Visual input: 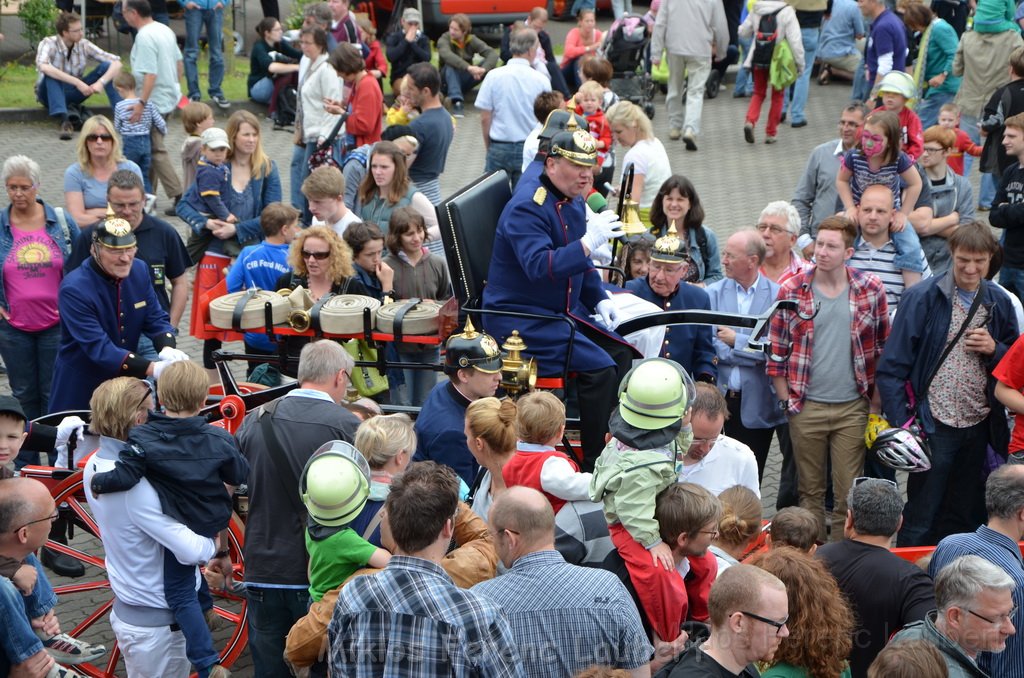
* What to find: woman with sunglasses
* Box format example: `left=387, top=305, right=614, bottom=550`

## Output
left=0, top=155, right=80, bottom=421
left=64, top=115, right=144, bottom=226
left=275, top=226, right=372, bottom=372
left=749, top=546, right=854, bottom=678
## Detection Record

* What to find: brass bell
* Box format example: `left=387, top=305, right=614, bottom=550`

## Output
left=620, top=198, right=647, bottom=237
left=500, top=330, right=537, bottom=396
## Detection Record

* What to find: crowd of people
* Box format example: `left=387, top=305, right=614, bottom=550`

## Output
left=6, top=0, right=1024, bottom=676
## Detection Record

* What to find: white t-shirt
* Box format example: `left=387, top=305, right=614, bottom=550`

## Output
left=622, top=138, right=672, bottom=209
left=677, top=435, right=761, bottom=498
left=130, top=21, right=183, bottom=115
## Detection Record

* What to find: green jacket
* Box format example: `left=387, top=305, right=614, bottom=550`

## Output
left=922, top=19, right=962, bottom=96
left=973, top=0, right=1019, bottom=34
left=589, top=428, right=692, bottom=549
left=437, top=32, right=498, bottom=72
left=760, top=661, right=851, bottom=678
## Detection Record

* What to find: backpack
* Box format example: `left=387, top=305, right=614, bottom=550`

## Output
left=750, top=8, right=783, bottom=69
left=274, top=85, right=297, bottom=128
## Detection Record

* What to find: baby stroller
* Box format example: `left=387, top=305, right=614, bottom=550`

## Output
left=601, top=14, right=656, bottom=120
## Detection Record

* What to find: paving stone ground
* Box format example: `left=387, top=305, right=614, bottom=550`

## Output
left=0, top=15, right=982, bottom=674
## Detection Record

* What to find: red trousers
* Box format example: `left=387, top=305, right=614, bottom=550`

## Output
left=610, top=524, right=717, bottom=641
left=745, top=67, right=785, bottom=138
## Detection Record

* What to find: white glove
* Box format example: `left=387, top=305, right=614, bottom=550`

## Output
left=158, top=347, right=189, bottom=362
left=152, top=360, right=174, bottom=380
left=55, top=416, right=86, bottom=448
left=596, top=298, right=620, bottom=329
left=590, top=241, right=613, bottom=265
left=582, top=210, right=625, bottom=254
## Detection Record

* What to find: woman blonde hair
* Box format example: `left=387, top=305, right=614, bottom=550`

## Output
left=355, top=413, right=416, bottom=469
left=605, top=101, right=654, bottom=141
left=466, top=397, right=517, bottom=454
left=226, top=109, right=273, bottom=179
left=90, top=377, right=152, bottom=441
left=288, top=225, right=355, bottom=282
left=716, top=485, right=763, bottom=549
left=76, top=115, right=125, bottom=173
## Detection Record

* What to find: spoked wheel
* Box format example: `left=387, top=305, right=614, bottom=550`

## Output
left=47, top=472, right=248, bottom=677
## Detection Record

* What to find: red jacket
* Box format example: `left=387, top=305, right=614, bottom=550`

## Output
left=501, top=445, right=579, bottom=514
left=575, top=105, right=612, bottom=167
left=948, top=127, right=982, bottom=176
left=364, top=40, right=387, bottom=80
left=346, top=73, right=383, bottom=147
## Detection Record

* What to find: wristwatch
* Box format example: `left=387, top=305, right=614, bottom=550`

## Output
left=777, top=399, right=788, bottom=412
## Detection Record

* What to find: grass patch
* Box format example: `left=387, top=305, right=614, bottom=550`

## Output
left=0, top=53, right=252, bottom=108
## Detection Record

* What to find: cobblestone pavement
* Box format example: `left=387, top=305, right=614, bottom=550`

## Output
left=0, top=48, right=962, bottom=675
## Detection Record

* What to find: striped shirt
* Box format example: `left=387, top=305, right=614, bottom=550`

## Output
left=35, top=34, right=119, bottom=86
left=849, top=236, right=931, bottom=312
left=328, top=555, right=524, bottom=678
left=114, top=98, right=167, bottom=137
left=929, top=525, right=1024, bottom=678
left=472, top=550, right=652, bottom=676
left=842, top=148, right=914, bottom=209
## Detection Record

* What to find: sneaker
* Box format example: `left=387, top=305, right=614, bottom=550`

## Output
left=791, top=120, right=808, bottom=128
left=669, top=128, right=681, bottom=140
left=682, top=129, right=697, bottom=151
left=765, top=135, right=778, bottom=144
left=144, top=193, right=157, bottom=214
left=978, top=204, right=991, bottom=212
left=704, top=70, right=721, bottom=99
left=163, top=195, right=181, bottom=217
left=212, top=94, right=231, bottom=109
left=38, top=632, right=106, bottom=665
left=206, top=664, right=232, bottom=678
left=452, top=100, right=464, bottom=118
left=743, top=123, right=755, bottom=144
left=46, top=663, right=90, bottom=678
left=188, top=93, right=202, bottom=103
left=59, top=121, right=73, bottom=141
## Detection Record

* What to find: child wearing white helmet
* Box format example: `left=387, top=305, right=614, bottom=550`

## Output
left=873, top=69, right=924, bottom=161
left=301, top=441, right=391, bottom=602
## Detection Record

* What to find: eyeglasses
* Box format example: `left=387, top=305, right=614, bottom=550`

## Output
left=86, top=134, right=113, bottom=143
left=967, top=606, right=1017, bottom=626
left=5, top=184, right=36, bottom=195
left=756, top=223, right=790, bottom=235
left=699, top=529, right=720, bottom=539
left=302, top=250, right=331, bottom=260
left=135, top=379, right=153, bottom=412
left=853, top=476, right=898, bottom=489
left=13, top=510, right=59, bottom=532
left=740, top=610, right=789, bottom=635
left=691, top=434, right=722, bottom=449
left=922, top=146, right=947, bottom=154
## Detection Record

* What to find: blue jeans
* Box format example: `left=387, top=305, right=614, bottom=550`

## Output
left=184, top=7, right=225, bottom=99
left=0, top=555, right=55, bottom=667
left=960, top=111, right=997, bottom=205
left=734, top=35, right=753, bottom=96
left=36, top=61, right=121, bottom=119
left=291, top=142, right=316, bottom=222
left=122, top=134, right=154, bottom=194
left=891, top=226, right=927, bottom=273
left=247, top=586, right=310, bottom=678
left=851, top=54, right=870, bottom=103
left=442, top=66, right=479, bottom=102
left=394, top=347, right=439, bottom=407
left=486, top=140, right=525, bottom=190
left=897, top=419, right=988, bottom=546
left=916, top=91, right=954, bottom=130
left=162, top=549, right=219, bottom=672
left=570, top=0, right=596, bottom=16
left=1000, top=266, right=1024, bottom=303
left=250, top=76, right=274, bottom=104
left=785, top=26, right=819, bottom=124
left=0, top=320, right=59, bottom=423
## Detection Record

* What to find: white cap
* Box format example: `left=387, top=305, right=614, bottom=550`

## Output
left=200, top=127, right=230, bottom=150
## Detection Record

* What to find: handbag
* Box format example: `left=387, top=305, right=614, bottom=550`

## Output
left=308, top=112, right=349, bottom=172
left=769, top=38, right=798, bottom=91
left=343, top=339, right=389, bottom=396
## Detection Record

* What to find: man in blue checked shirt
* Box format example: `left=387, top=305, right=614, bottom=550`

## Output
left=928, top=464, right=1024, bottom=678
left=473, top=487, right=654, bottom=677
left=328, top=462, right=523, bottom=678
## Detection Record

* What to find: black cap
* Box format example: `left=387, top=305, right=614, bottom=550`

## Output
left=0, top=395, right=26, bottom=422
left=539, top=109, right=590, bottom=141
left=444, top=318, right=502, bottom=375
left=93, top=211, right=137, bottom=249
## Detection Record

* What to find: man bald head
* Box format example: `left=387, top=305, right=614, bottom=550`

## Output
left=488, top=486, right=556, bottom=567
left=858, top=185, right=895, bottom=242
left=0, top=477, right=57, bottom=558
left=723, top=229, right=766, bottom=287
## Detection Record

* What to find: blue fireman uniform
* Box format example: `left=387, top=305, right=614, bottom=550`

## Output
left=49, top=257, right=175, bottom=413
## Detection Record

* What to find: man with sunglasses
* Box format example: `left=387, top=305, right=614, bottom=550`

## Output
left=891, top=555, right=1016, bottom=678
left=926, top=464, right=1024, bottom=678
left=48, top=217, right=184, bottom=413
left=658, top=564, right=789, bottom=677
left=0, top=477, right=106, bottom=678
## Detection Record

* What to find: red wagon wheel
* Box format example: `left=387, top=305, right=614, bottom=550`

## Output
left=45, top=471, right=248, bottom=677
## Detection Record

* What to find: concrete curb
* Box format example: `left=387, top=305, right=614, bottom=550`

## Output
left=0, top=99, right=267, bottom=124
